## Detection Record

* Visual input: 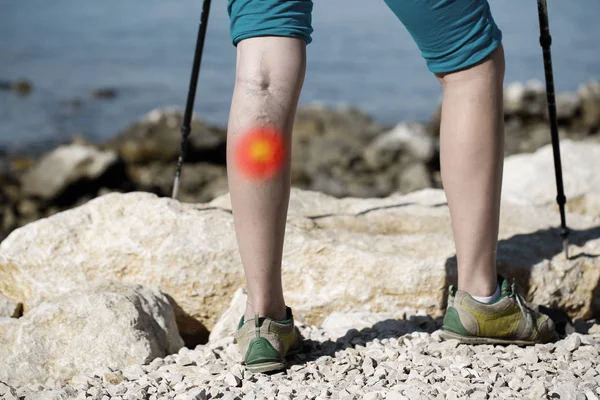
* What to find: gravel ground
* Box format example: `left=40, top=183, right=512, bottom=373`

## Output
left=3, top=317, right=600, bottom=400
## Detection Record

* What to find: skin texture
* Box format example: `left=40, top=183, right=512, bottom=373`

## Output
left=226, top=37, right=306, bottom=321
left=436, top=45, right=506, bottom=297
left=226, top=37, right=505, bottom=320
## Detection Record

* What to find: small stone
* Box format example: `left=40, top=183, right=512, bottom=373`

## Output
left=123, top=364, right=145, bottom=380
left=176, top=356, right=195, bottom=366
left=138, top=376, right=154, bottom=389
left=164, top=373, right=184, bottom=384
left=366, top=376, right=382, bottom=386
left=470, top=391, right=488, bottom=400
left=523, top=348, right=539, bottom=364
left=362, top=357, right=376, bottom=377
left=222, top=393, right=242, bottom=400
left=70, top=372, right=91, bottom=385
left=147, top=358, right=165, bottom=371
left=553, top=382, right=579, bottom=400
left=419, top=366, right=435, bottom=378
left=224, top=372, right=242, bottom=387
left=125, top=388, right=147, bottom=400
left=430, top=339, right=460, bottom=352
left=174, top=388, right=207, bottom=400
left=562, top=334, right=583, bottom=352
left=480, top=355, right=500, bottom=368
left=87, top=390, right=104, bottom=400
left=104, top=371, right=125, bottom=385
left=278, top=385, right=294, bottom=395
left=586, top=390, right=599, bottom=400
left=460, top=369, right=474, bottom=379
left=231, top=364, right=245, bottom=381
left=107, top=384, right=127, bottom=397
left=157, top=382, right=170, bottom=394
left=386, top=392, right=409, bottom=400
left=363, top=392, right=382, bottom=400
left=508, top=377, right=522, bottom=391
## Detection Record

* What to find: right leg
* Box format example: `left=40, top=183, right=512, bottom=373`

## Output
left=227, top=36, right=306, bottom=322
left=227, top=0, right=312, bottom=372
left=226, top=0, right=312, bottom=323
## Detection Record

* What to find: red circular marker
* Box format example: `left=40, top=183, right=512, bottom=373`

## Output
left=235, top=126, right=286, bottom=180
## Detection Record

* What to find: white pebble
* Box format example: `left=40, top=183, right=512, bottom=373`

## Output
left=562, top=334, right=583, bottom=352
left=224, top=372, right=242, bottom=387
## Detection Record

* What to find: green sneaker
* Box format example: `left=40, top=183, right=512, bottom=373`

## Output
left=441, top=277, right=556, bottom=345
left=234, top=307, right=303, bottom=373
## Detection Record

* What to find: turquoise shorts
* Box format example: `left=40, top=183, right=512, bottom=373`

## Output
left=227, top=0, right=502, bottom=74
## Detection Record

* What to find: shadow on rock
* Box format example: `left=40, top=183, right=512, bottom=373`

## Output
left=164, top=294, right=210, bottom=349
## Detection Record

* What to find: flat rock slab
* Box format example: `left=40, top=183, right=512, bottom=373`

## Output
left=0, top=186, right=598, bottom=336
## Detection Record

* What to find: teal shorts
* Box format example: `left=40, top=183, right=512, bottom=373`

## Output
left=227, top=0, right=502, bottom=74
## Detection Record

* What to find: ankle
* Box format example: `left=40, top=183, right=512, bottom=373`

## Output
left=244, top=301, right=287, bottom=322
left=470, top=284, right=501, bottom=304
left=458, top=274, right=498, bottom=297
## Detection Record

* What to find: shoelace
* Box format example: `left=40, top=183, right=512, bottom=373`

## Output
left=508, top=279, right=541, bottom=337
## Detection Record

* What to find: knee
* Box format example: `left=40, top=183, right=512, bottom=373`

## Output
left=235, top=64, right=273, bottom=96
left=234, top=39, right=274, bottom=89
left=234, top=37, right=307, bottom=98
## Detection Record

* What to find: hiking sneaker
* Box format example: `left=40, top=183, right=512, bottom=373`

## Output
left=441, top=277, right=556, bottom=345
left=234, top=307, right=303, bottom=373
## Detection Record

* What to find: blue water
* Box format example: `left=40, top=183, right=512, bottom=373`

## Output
left=1, top=0, right=599, bottom=152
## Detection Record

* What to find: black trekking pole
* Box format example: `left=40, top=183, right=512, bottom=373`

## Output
left=172, top=0, right=212, bottom=199
left=536, top=0, right=570, bottom=258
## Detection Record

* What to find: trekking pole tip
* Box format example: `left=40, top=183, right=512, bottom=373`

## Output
left=561, top=227, right=570, bottom=259
left=172, top=176, right=180, bottom=199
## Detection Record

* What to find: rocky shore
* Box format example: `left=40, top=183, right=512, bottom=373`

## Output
left=0, top=80, right=600, bottom=398
left=0, top=137, right=599, bottom=396
left=1, top=80, right=600, bottom=242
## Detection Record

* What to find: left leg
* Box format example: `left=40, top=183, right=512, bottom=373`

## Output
left=383, top=0, right=555, bottom=344
left=383, top=0, right=504, bottom=299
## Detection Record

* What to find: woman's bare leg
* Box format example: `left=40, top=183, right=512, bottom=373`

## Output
left=437, top=46, right=506, bottom=297
left=226, top=37, right=306, bottom=321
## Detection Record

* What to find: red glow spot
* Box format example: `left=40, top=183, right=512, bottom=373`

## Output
left=235, top=127, right=286, bottom=179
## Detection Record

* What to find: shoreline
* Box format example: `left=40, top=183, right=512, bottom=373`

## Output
left=1, top=79, right=599, bottom=242
left=1, top=77, right=598, bottom=158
